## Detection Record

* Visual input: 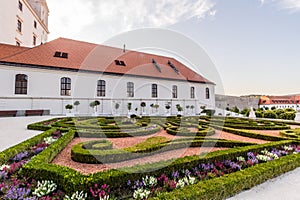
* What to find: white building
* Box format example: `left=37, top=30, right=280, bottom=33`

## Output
left=0, top=38, right=215, bottom=116
left=0, top=0, right=49, bottom=47
left=259, top=96, right=300, bottom=110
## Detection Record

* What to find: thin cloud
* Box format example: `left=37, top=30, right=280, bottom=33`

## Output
left=260, top=0, right=300, bottom=11
left=48, top=0, right=216, bottom=42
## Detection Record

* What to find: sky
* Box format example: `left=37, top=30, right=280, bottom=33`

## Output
left=47, top=0, right=300, bottom=96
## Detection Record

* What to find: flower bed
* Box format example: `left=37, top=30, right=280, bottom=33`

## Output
left=2, top=116, right=298, bottom=199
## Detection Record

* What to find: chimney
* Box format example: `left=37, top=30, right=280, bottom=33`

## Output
left=123, top=44, right=126, bottom=53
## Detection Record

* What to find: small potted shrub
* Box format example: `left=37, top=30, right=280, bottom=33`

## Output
left=65, top=104, right=74, bottom=117
left=115, top=102, right=120, bottom=116
left=90, top=100, right=100, bottom=116
left=165, top=104, right=171, bottom=116
left=140, top=102, right=146, bottom=115
left=176, top=104, right=183, bottom=116
left=73, top=101, right=80, bottom=113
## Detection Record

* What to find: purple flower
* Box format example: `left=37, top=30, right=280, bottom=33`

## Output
left=32, top=147, right=45, bottom=155
left=0, top=171, right=8, bottom=180
left=4, top=186, right=31, bottom=200
left=127, top=180, right=131, bottom=186
left=172, top=171, right=179, bottom=179
left=184, top=169, right=191, bottom=177
left=12, top=151, right=29, bottom=162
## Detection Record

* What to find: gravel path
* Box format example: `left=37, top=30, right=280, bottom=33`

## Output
left=209, top=130, right=269, bottom=144
left=52, top=129, right=268, bottom=174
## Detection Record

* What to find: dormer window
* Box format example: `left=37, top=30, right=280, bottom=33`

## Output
left=54, top=51, right=68, bottom=59
left=115, top=60, right=126, bottom=66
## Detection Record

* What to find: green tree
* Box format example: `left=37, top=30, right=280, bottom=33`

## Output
left=65, top=104, right=73, bottom=113
left=73, top=101, right=80, bottom=112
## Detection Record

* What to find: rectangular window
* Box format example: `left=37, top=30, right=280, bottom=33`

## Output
left=97, top=80, right=106, bottom=97
left=34, top=21, right=37, bottom=28
left=152, top=84, right=158, bottom=98
left=61, top=77, right=71, bottom=96
left=127, top=82, right=134, bottom=97
left=18, top=1, right=23, bottom=11
left=172, top=85, right=177, bottom=98
left=33, top=36, right=36, bottom=46
left=191, top=87, right=195, bottom=99
left=15, top=74, right=28, bottom=94
left=17, top=20, right=22, bottom=32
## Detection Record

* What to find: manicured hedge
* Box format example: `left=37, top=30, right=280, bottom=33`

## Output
left=27, top=118, right=63, bottom=131
left=280, top=129, right=300, bottom=139
left=150, top=150, right=300, bottom=200
left=212, top=125, right=288, bottom=141
left=166, top=126, right=215, bottom=137
left=75, top=124, right=161, bottom=138
left=0, top=128, right=58, bottom=165
left=71, top=139, right=254, bottom=164
left=22, top=138, right=294, bottom=195
left=81, top=140, right=113, bottom=150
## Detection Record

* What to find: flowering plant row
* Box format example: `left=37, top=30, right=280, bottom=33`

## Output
left=1, top=141, right=299, bottom=199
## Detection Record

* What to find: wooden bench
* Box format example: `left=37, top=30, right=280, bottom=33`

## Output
left=25, top=110, right=44, bottom=116
left=0, top=110, right=17, bottom=117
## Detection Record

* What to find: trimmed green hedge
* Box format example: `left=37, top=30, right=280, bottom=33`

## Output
left=71, top=139, right=254, bottom=164
left=22, top=136, right=294, bottom=195
left=150, top=150, right=300, bottom=200
left=0, top=128, right=58, bottom=165
left=81, top=140, right=113, bottom=150
left=280, top=129, right=300, bottom=139
left=75, top=124, right=161, bottom=138
left=212, top=125, right=287, bottom=141
left=166, top=126, right=215, bottom=137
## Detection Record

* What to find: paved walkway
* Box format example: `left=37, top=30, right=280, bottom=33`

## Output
left=0, top=116, right=58, bottom=151
left=0, top=116, right=300, bottom=199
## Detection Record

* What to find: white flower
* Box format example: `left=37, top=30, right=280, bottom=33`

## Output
left=142, top=176, right=157, bottom=187
left=32, top=180, right=57, bottom=197
left=236, top=156, right=245, bottom=162
left=0, top=165, right=10, bottom=171
left=283, top=145, right=293, bottom=151
left=256, top=154, right=271, bottom=162
left=64, top=191, right=87, bottom=200
left=176, top=179, right=185, bottom=188
left=133, top=188, right=150, bottom=200
left=44, top=136, right=57, bottom=145
left=99, top=195, right=110, bottom=200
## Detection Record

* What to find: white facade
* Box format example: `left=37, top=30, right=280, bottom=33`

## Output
left=0, top=64, right=215, bottom=116
left=0, top=0, right=49, bottom=47
left=259, top=104, right=297, bottom=110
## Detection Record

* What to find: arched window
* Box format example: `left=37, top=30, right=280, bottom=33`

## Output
left=127, top=82, right=134, bottom=97
left=152, top=84, right=158, bottom=98
left=206, top=88, right=210, bottom=99
left=172, top=85, right=177, bottom=98
left=61, top=77, right=71, bottom=96
left=97, top=80, right=106, bottom=97
left=15, top=74, right=28, bottom=94
left=191, top=87, right=195, bottom=99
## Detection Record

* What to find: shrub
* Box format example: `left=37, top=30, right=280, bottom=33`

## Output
left=263, top=110, right=277, bottom=119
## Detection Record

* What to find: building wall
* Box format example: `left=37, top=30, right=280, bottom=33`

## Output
left=0, top=64, right=215, bottom=115
left=0, top=0, right=48, bottom=47
left=215, top=94, right=260, bottom=111
left=259, top=104, right=298, bottom=110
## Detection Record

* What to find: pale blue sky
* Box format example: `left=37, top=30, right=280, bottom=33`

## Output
left=48, top=0, right=300, bottom=96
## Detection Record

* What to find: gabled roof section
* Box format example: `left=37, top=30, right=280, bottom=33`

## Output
left=0, top=44, right=29, bottom=59
left=0, top=37, right=214, bottom=84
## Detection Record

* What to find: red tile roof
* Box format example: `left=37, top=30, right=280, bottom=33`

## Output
left=0, top=38, right=213, bottom=84
left=259, top=95, right=300, bottom=105
left=0, top=44, right=28, bottom=59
